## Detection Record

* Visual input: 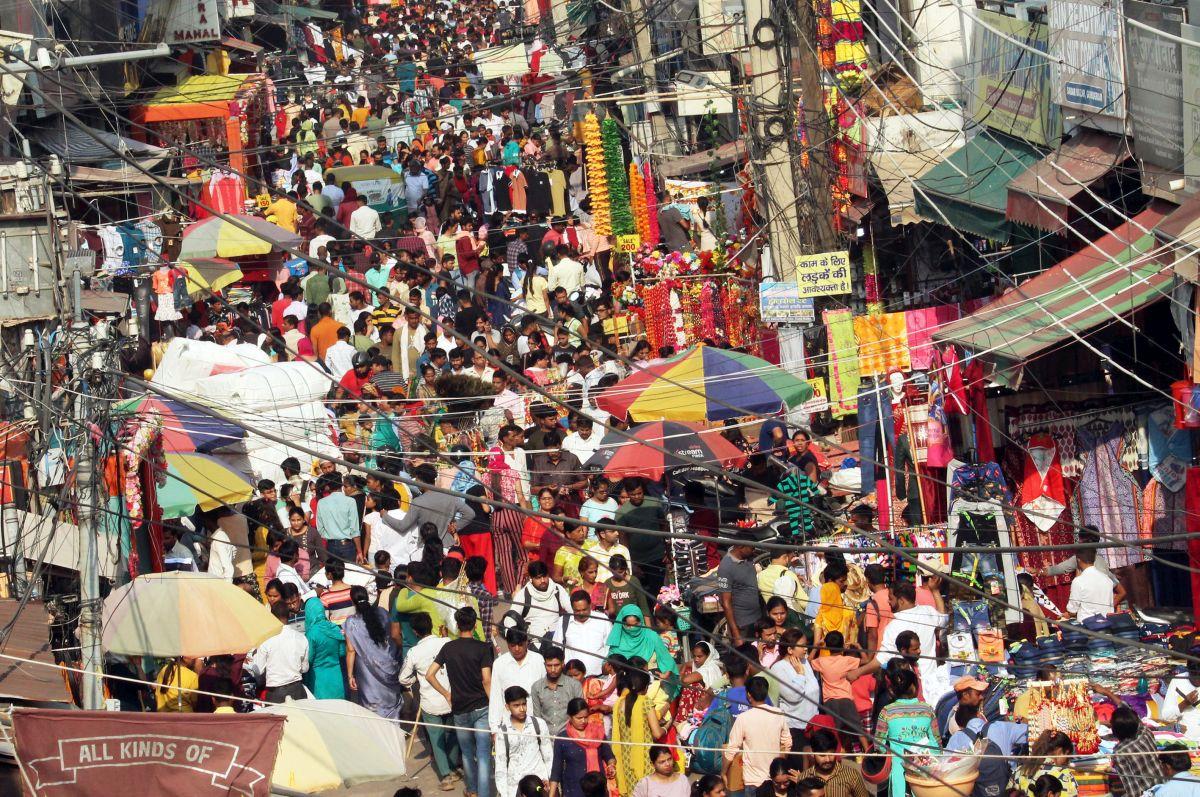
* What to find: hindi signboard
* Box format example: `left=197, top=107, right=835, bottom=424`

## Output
left=759, top=281, right=815, bottom=323
left=1126, top=0, right=1186, bottom=169
left=12, top=709, right=286, bottom=797
left=794, top=251, right=851, bottom=297
left=1182, top=23, right=1200, bottom=190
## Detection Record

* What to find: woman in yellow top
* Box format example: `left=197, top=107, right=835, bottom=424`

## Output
left=813, top=559, right=852, bottom=649
left=155, top=656, right=200, bottom=712
left=1010, top=730, right=1079, bottom=797
left=611, top=668, right=671, bottom=796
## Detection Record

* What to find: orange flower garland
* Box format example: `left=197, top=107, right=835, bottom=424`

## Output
left=630, top=162, right=649, bottom=241
left=582, top=113, right=611, bottom=235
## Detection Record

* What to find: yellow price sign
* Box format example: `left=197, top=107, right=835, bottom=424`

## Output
left=616, top=234, right=641, bottom=253
left=255, top=193, right=271, bottom=209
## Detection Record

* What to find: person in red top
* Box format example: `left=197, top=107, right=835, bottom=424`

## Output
left=335, top=185, right=361, bottom=230
left=337, top=352, right=377, bottom=399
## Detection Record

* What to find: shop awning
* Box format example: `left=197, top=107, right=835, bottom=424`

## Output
left=870, top=149, right=940, bottom=226
left=1006, top=130, right=1126, bottom=232
left=932, top=201, right=1174, bottom=364
left=914, top=131, right=1043, bottom=243
left=28, top=116, right=168, bottom=167
left=220, top=37, right=264, bottom=55
left=135, top=73, right=259, bottom=123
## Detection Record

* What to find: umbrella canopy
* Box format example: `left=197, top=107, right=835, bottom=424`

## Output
left=115, top=395, right=243, bottom=453
left=261, top=698, right=407, bottom=792
left=596, top=345, right=813, bottom=422
left=101, top=571, right=281, bottom=657
left=324, top=164, right=404, bottom=185
left=602, top=421, right=747, bottom=480
left=158, top=452, right=254, bottom=518
left=179, top=214, right=301, bottom=259
left=180, top=257, right=243, bottom=295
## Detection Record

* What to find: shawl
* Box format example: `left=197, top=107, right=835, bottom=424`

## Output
left=450, top=456, right=479, bottom=494
left=605, top=605, right=679, bottom=680
left=566, top=716, right=607, bottom=771
left=692, top=640, right=724, bottom=689
left=304, top=597, right=345, bottom=645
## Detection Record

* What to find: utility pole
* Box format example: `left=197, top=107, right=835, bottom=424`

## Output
left=742, top=0, right=837, bottom=384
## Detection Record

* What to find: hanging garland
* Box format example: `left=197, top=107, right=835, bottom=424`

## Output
left=582, top=113, right=612, bottom=235
left=642, top=162, right=660, bottom=247
left=630, top=163, right=650, bottom=241
left=602, top=118, right=635, bottom=236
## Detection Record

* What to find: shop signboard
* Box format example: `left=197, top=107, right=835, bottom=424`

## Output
left=794, top=251, right=851, bottom=297
left=1126, top=0, right=1186, bottom=169
left=970, top=9, right=1061, bottom=146
left=1047, top=0, right=1125, bottom=121
left=759, top=281, right=815, bottom=322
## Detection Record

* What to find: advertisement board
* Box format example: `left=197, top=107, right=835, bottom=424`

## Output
left=794, top=251, right=851, bottom=297
left=1182, top=23, right=1200, bottom=190
left=1047, top=0, right=1125, bottom=121
left=970, top=10, right=1061, bottom=146
left=759, top=281, right=816, bottom=323
left=1126, top=0, right=1186, bottom=169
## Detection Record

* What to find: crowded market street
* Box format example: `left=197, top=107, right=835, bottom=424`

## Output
left=0, top=0, right=1199, bottom=796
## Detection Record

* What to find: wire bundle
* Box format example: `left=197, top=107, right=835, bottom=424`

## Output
left=582, top=112, right=612, bottom=235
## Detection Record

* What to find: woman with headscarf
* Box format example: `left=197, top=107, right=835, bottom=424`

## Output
left=303, top=597, right=347, bottom=699
left=607, top=605, right=680, bottom=696
left=676, top=639, right=725, bottom=721
left=552, top=697, right=617, bottom=797
left=413, top=215, right=438, bottom=261
left=344, top=585, right=403, bottom=718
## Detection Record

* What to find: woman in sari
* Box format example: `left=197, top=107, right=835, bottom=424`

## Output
left=344, top=586, right=403, bottom=718
left=612, top=668, right=673, bottom=795
left=451, top=452, right=496, bottom=593
left=303, top=598, right=346, bottom=700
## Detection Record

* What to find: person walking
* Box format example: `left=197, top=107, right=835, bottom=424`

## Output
left=551, top=697, right=616, bottom=797
left=344, top=585, right=402, bottom=719
left=633, top=745, right=691, bottom=797
left=428, top=606, right=495, bottom=797
left=399, top=612, right=463, bottom=791
left=725, top=676, right=791, bottom=794
left=495, top=685, right=555, bottom=797
left=303, top=597, right=346, bottom=699
left=873, top=669, right=940, bottom=797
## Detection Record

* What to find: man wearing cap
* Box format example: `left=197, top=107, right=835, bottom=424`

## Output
left=943, top=676, right=989, bottom=736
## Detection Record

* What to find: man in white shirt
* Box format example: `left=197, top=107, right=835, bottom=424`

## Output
left=1066, top=547, right=1120, bottom=622
left=349, top=202, right=382, bottom=239
left=247, top=602, right=309, bottom=702
left=872, top=580, right=947, bottom=690
left=398, top=612, right=461, bottom=789
left=493, top=685, right=554, bottom=797
left=551, top=592, right=612, bottom=676
left=274, top=539, right=315, bottom=601
left=324, top=326, right=358, bottom=380
left=488, top=628, right=546, bottom=729
left=548, top=247, right=585, bottom=296
left=561, top=416, right=601, bottom=464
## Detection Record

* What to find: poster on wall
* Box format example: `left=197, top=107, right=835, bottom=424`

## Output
left=794, top=251, right=851, bottom=297
left=1047, top=0, right=1125, bottom=121
left=970, top=9, right=1061, bottom=147
left=759, top=281, right=815, bottom=323
left=1126, top=0, right=1186, bottom=169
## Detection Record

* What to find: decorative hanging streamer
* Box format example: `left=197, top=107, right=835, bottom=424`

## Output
left=602, top=118, right=635, bottom=236
left=630, top=162, right=650, bottom=240
left=823, top=308, right=860, bottom=418
left=643, top=162, right=660, bottom=247
left=582, top=113, right=612, bottom=235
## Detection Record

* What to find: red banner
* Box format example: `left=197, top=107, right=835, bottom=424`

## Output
left=11, top=709, right=285, bottom=797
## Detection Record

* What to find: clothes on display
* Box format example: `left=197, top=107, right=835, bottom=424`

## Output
left=947, top=496, right=1021, bottom=624
left=1075, top=421, right=1144, bottom=570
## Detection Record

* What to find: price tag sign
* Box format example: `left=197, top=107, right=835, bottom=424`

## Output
left=255, top=193, right=271, bottom=209
left=616, top=234, right=641, bottom=253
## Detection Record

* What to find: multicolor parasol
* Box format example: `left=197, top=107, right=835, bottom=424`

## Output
left=178, top=214, right=301, bottom=259
left=101, top=571, right=281, bottom=657
left=595, top=345, right=813, bottom=422
left=158, top=452, right=254, bottom=518
left=116, top=394, right=243, bottom=453
left=601, top=420, right=747, bottom=480
left=179, top=257, right=243, bottom=295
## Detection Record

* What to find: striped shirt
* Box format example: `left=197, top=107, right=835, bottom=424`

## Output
left=774, top=469, right=820, bottom=539
left=1112, top=725, right=1167, bottom=796
left=371, top=305, right=402, bottom=329
left=798, top=764, right=869, bottom=797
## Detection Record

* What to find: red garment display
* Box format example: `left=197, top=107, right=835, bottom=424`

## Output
left=940, top=345, right=968, bottom=415
left=1015, top=435, right=1075, bottom=604
left=964, top=357, right=995, bottom=462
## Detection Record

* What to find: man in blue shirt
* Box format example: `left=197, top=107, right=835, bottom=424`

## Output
left=946, top=707, right=1028, bottom=758
left=316, top=474, right=363, bottom=565
left=1155, top=745, right=1200, bottom=797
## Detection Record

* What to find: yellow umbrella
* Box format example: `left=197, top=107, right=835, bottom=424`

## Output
left=158, top=452, right=254, bottom=518
left=261, top=698, right=407, bottom=792
left=180, top=257, right=243, bottom=296
left=101, top=571, right=282, bottom=657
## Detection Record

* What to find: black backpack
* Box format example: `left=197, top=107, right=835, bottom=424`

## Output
left=960, top=722, right=1009, bottom=797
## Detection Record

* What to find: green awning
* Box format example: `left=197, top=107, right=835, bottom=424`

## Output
left=932, top=201, right=1174, bottom=366
left=914, top=131, right=1043, bottom=243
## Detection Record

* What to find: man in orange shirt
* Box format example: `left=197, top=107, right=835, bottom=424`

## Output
left=307, top=302, right=345, bottom=360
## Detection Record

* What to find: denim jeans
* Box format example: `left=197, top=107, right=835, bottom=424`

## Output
left=422, top=710, right=462, bottom=779
left=325, top=538, right=356, bottom=563
left=452, top=705, right=491, bottom=797
left=857, top=380, right=894, bottom=495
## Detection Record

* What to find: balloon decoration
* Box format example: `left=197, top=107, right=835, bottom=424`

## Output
left=582, top=113, right=612, bottom=236
left=643, top=162, right=660, bottom=247
left=602, top=118, right=636, bottom=236
left=630, top=162, right=650, bottom=241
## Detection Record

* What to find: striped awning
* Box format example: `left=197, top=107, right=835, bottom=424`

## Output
left=933, top=201, right=1175, bottom=365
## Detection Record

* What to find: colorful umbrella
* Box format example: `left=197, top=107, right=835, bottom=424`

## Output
left=178, top=214, right=301, bottom=259
left=115, top=394, right=243, bottom=453
left=179, top=257, right=243, bottom=295
left=101, top=571, right=281, bottom=657
left=261, top=698, right=407, bottom=792
left=595, top=345, right=813, bottom=422
left=158, top=452, right=254, bottom=518
left=601, top=421, right=747, bottom=480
